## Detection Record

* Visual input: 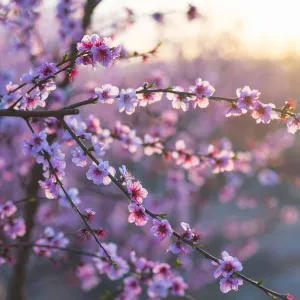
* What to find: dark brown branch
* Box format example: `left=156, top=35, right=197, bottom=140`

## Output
left=0, top=108, right=79, bottom=118
left=3, top=242, right=102, bottom=259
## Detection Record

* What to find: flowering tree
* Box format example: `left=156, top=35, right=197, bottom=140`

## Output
left=0, top=1, right=299, bottom=300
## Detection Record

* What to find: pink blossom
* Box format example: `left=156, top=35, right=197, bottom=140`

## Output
left=161, top=110, right=178, bottom=136
left=51, top=231, right=69, bottom=249
left=127, top=181, right=148, bottom=204
left=91, top=44, right=113, bottom=67
left=33, top=238, right=52, bottom=257
left=124, top=276, right=142, bottom=295
left=153, top=263, right=171, bottom=280
left=59, top=187, right=80, bottom=208
left=96, top=256, right=129, bottom=280
left=258, top=169, right=280, bottom=186
left=21, top=69, right=36, bottom=84
left=37, top=79, right=56, bottom=101
left=168, top=240, right=189, bottom=254
left=189, top=78, right=215, bottom=109
left=188, top=167, right=205, bottom=187
left=172, top=140, right=199, bottom=169
left=130, top=251, right=149, bottom=272
left=211, top=150, right=235, bottom=174
left=287, top=114, right=300, bottom=134
left=43, top=156, right=66, bottom=181
left=1, top=82, right=22, bottom=109
left=0, top=201, right=17, bottom=219
left=119, top=165, right=135, bottom=184
left=236, top=86, right=260, bottom=110
left=150, top=219, right=173, bottom=241
left=147, top=280, right=172, bottom=298
left=75, top=263, right=100, bottom=291
left=21, top=92, right=45, bottom=110
left=76, top=34, right=94, bottom=51
left=86, top=114, right=102, bottom=134
left=71, top=146, right=87, bottom=167
left=170, top=276, right=188, bottom=297
left=219, top=185, right=236, bottom=203
left=39, top=178, right=58, bottom=199
left=85, top=208, right=96, bottom=222
left=96, top=242, right=118, bottom=259
left=214, top=251, right=243, bottom=278
left=147, top=69, right=169, bottom=88
left=181, top=222, right=193, bottom=240
left=37, top=60, right=58, bottom=79
left=128, top=203, right=149, bottom=226
left=136, top=87, right=162, bottom=106
left=65, top=116, right=92, bottom=140
left=143, top=134, right=164, bottom=156
left=86, top=161, right=115, bottom=185
left=91, top=137, right=105, bottom=157
left=251, top=101, right=276, bottom=124
left=75, top=54, right=93, bottom=66
left=119, top=128, right=142, bottom=153
left=117, top=88, right=138, bottom=115
left=219, top=277, right=243, bottom=293
left=225, top=104, right=246, bottom=117
left=4, top=217, right=26, bottom=239
left=280, top=206, right=299, bottom=224
left=24, top=130, right=49, bottom=156
left=94, top=84, right=119, bottom=104
left=166, top=86, right=190, bottom=111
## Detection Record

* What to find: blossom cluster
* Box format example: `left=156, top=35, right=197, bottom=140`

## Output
left=75, top=242, right=189, bottom=298
left=83, top=77, right=300, bottom=135
left=0, top=0, right=42, bottom=53
left=0, top=201, right=25, bottom=240
left=213, top=251, right=243, bottom=293
left=33, top=226, right=70, bottom=257
left=66, top=114, right=236, bottom=181
left=57, top=0, right=85, bottom=42
left=23, top=130, right=65, bottom=199
left=76, top=34, right=121, bottom=68
left=1, top=60, right=58, bottom=110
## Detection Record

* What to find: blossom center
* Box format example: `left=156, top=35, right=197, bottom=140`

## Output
left=158, top=224, right=167, bottom=233
left=224, top=263, right=233, bottom=272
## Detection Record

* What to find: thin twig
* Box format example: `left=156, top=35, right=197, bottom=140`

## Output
left=59, top=117, right=290, bottom=300
left=25, top=119, right=114, bottom=265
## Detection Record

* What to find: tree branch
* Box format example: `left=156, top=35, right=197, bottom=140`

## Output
left=59, top=117, right=291, bottom=300
left=0, top=108, right=79, bottom=118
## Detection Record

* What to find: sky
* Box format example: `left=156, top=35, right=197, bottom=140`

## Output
left=90, top=0, right=300, bottom=58
left=35, top=0, right=300, bottom=59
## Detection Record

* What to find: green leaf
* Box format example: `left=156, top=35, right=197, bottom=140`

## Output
left=267, top=292, right=277, bottom=299
left=100, top=290, right=112, bottom=300
left=257, top=280, right=263, bottom=286
left=157, top=213, right=168, bottom=219
left=112, top=261, right=118, bottom=269
left=232, top=154, right=239, bottom=160
left=149, top=81, right=156, bottom=88
left=156, top=41, right=163, bottom=48
left=175, top=259, right=183, bottom=267
left=62, top=51, right=69, bottom=61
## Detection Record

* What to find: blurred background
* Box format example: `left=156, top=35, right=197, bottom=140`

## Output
left=1, top=0, right=300, bottom=299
